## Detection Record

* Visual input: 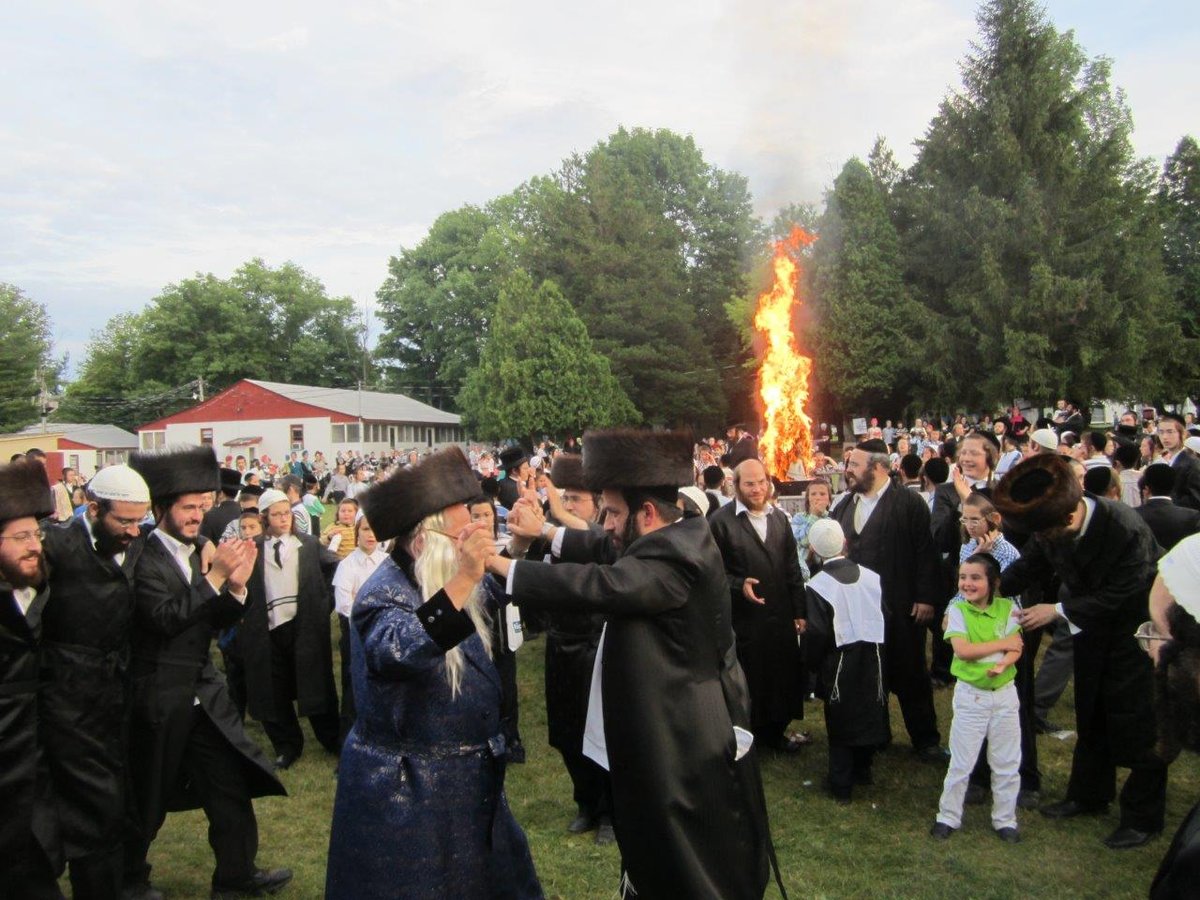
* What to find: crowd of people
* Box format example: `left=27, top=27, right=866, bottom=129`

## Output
left=3, top=405, right=1200, bottom=899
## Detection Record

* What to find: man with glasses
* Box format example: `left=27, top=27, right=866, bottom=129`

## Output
left=39, top=465, right=154, bottom=899
left=0, top=459, right=61, bottom=899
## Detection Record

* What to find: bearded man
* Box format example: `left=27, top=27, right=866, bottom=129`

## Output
left=709, top=457, right=807, bottom=752
left=489, top=429, right=773, bottom=900
left=325, top=447, right=541, bottom=900
left=125, top=447, right=288, bottom=900
left=39, top=465, right=153, bottom=900
left=0, top=460, right=62, bottom=899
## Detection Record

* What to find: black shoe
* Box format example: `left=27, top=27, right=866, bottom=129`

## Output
left=1017, top=789, right=1041, bottom=810
left=995, top=827, right=1021, bottom=844
left=273, top=753, right=298, bottom=771
left=1040, top=799, right=1108, bottom=819
left=965, top=783, right=987, bottom=805
left=915, top=745, right=951, bottom=764
left=211, top=867, right=293, bottom=898
left=567, top=810, right=596, bottom=834
left=1035, top=718, right=1063, bottom=735
left=594, top=818, right=616, bottom=846
left=1103, top=826, right=1160, bottom=850
left=507, top=741, right=526, bottom=765
left=122, top=883, right=164, bottom=900
left=929, top=822, right=955, bottom=840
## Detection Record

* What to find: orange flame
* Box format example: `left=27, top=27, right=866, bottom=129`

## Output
left=754, top=226, right=816, bottom=480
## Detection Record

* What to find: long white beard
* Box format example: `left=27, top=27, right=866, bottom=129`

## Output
left=411, top=518, right=493, bottom=699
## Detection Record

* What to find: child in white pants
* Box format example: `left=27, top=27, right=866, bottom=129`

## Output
left=931, top=553, right=1024, bottom=842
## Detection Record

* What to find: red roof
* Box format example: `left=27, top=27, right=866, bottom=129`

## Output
left=139, top=380, right=358, bottom=430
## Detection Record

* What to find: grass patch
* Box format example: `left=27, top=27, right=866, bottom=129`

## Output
left=131, top=631, right=1196, bottom=899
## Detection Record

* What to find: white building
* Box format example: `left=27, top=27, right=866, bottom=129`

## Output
left=137, top=379, right=463, bottom=462
left=0, top=422, right=139, bottom=479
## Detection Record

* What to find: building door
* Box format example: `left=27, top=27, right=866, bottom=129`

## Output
left=426, top=428, right=433, bottom=449
left=389, top=426, right=396, bottom=449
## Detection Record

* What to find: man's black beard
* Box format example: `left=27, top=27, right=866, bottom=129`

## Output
left=1, top=555, right=46, bottom=590
left=94, top=526, right=133, bottom=557
left=848, top=468, right=876, bottom=495
left=618, top=515, right=642, bottom=551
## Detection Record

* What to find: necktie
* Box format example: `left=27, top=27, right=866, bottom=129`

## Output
left=274, top=540, right=283, bottom=569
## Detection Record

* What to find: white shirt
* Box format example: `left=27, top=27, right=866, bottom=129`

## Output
left=735, top=499, right=771, bottom=543
left=264, top=534, right=302, bottom=630
left=853, top=479, right=891, bottom=532
left=154, top=528, right=197, bottom=582
left=332, top=547, right=386, bottom=617
left=13, top=586, right=36, bottom=617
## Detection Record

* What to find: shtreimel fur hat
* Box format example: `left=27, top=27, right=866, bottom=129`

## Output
left=361, top=446, right=479, bottom=541
left=129, top=446, right=220, bottom=505
left=582, top=429, right=694, bottom=491
left=993, top=453, right=1081, bottom=533
left=549, top=454, right=588, bottom=492
left=0, top=460, right=53, bottom=525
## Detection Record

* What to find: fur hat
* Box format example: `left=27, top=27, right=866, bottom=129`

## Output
left=218, top=467, right=243, bottom=494
left=0, top=460, right=53, bottom=525
left=360, top=446, right=480, bottom=540
left=549, top=454, right=587, bottom=491
left=582, top=429, right=694, bottom=491
left=499, top=446, right=528, bottom=472
left=129, top=446, right=219, bottom=505
left=993, top=453, right=1081, bottom=533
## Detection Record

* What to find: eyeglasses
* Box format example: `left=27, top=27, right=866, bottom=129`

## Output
left=0, top=529, right=45, bottom=545
left=1134, top=620, right=1170, bottom=653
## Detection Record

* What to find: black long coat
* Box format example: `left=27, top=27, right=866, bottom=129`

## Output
left=0, top=583, right=61, bottom=876
left=200, top=498, right=241, bottom=545
left=40, top=518, right=144, bottom=856
left=709, top=502, right=806, bottom=729
left=829, top=481, right=941, bottom=694
left=804, top=560, right=890, bottom=748
left=509, top=517, right=769, bottom=900
left=1136, top=498, right=1200, bottom=552
left=128, top=536, right=283, bottom=829
left=239, top=533, right=339, bottom=722
left=1171, top=453, right=1200, bottom=512
left=1000, top=496, right=1159, bottom=765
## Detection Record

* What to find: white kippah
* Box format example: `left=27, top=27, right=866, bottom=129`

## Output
left=1159, top=533, right=1200, bottom=621
left=88, top=465, right=150, bottom=503
left=257, top=488, right=289, bottom=512
left=1030, top=428, right=1058, bottom=452
left=1185, top=436, right=1200, bottom=455
left=808, top=517, right=846, bottom=560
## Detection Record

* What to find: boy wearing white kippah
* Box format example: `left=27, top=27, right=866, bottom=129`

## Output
left=803, top=518, right=890, bottom=804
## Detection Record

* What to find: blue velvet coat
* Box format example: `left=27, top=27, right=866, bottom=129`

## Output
left=325, top=557, right=542, bottom=900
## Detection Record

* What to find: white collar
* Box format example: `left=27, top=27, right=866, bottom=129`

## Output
left=1076, top=496, right=1097, bottom=541
left=857, top=479, right=890, bottom=503
left=735, top=499, right=771, bottom=518
left=154, top=527, right=194, bottom=557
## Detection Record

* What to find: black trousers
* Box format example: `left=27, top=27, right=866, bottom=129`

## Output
left=1067, top=721, right=1168, bottom=832
left=887, top=613, right=941, bottom=749
left=337, top=614, right=356, bottom=748
left=67, top=844, right=123, bottom=900
left=828, top=744, right=876, bottom=800
left=0, top=833, right=63, bottom=900
left=125, top=706, right=258, bottom=888
left=557, top=744, right=612, bottom=818
left=261, top=620, right=340, bottom=760
left=969, top=625, right=1043, bottom=792
left=220, top=640, right=247, bottom=722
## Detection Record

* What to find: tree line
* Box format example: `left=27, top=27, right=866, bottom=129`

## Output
left=2, top=0, right=1197, bottom=438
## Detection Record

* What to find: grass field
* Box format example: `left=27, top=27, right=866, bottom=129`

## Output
left=130, top=625, right=1199, bottom=900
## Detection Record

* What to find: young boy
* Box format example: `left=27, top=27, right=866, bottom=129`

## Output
left=803, top=518, right=890, bottom=804
left=931, top=553, right=1024, bottom=842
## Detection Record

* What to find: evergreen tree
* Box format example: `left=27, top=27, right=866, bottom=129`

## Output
left=810, top=159, right=923, bottom=415
left=457, top=272, right=639, bottom=441
left=1160, top=136, right=1200, bottom=399
left=897, top=0, right=1175, bottom=410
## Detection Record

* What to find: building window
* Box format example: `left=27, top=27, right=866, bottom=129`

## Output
left=141, top=431, right=165, bottom=450
left=346, top=423, right=360, bottom=443
left=200, top=428, right=214, bottom=446
left=290, top=424, right=304, bottom=449
left=331, top=424, right=346, bottom=443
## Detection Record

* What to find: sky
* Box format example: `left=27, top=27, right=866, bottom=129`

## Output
left=2, top=0, right=1197, bottom=374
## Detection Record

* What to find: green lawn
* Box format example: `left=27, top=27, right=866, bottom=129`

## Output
left=131, top=628, right=1197, bottom=900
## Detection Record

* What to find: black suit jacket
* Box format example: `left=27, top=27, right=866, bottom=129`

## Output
left=200, top=498, right=241, bottom=545
left=1136, top=498, right=1200, bottom=551
left=1171, top=453, right=1200, bottom=512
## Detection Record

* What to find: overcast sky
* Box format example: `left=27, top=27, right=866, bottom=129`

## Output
left=3, top=0, right=1196, bottom=372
